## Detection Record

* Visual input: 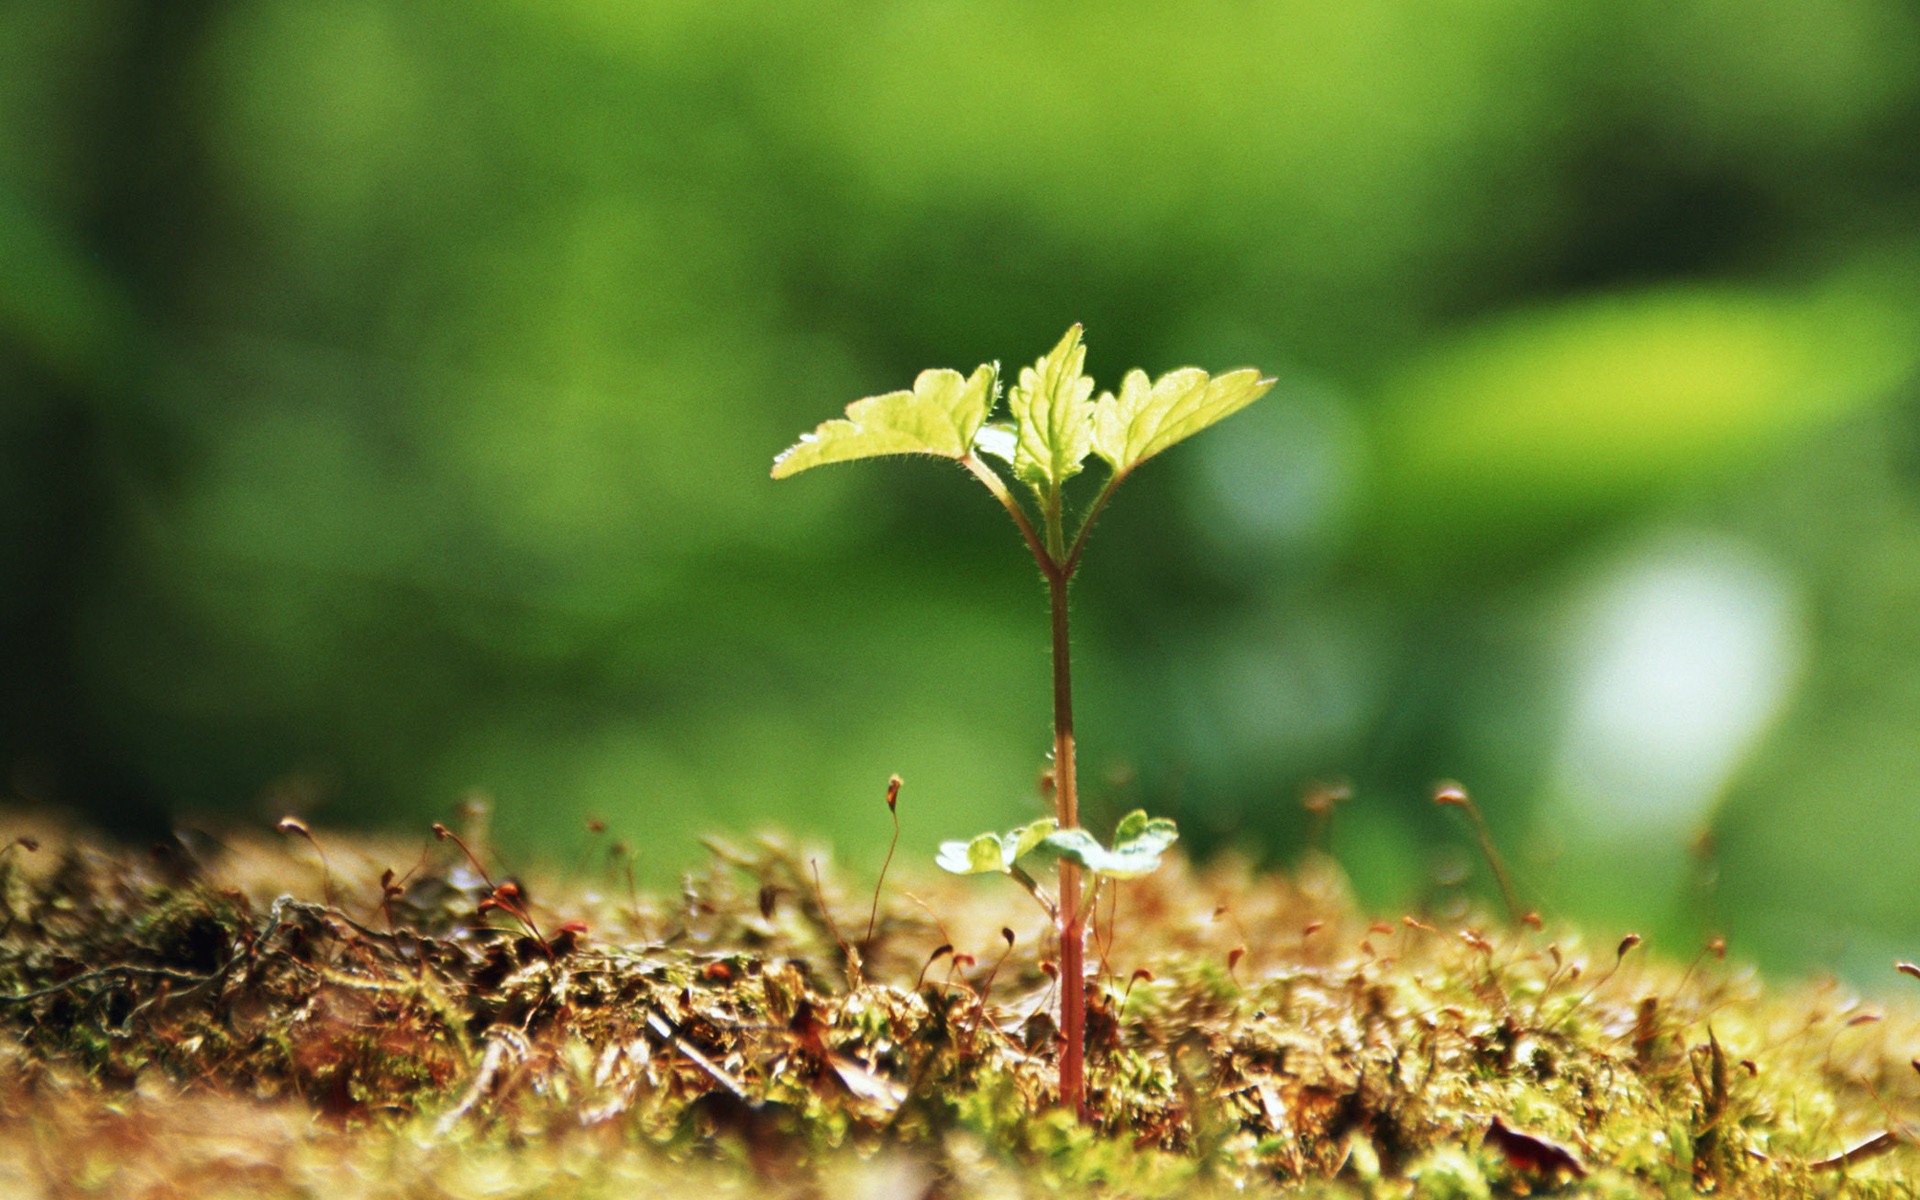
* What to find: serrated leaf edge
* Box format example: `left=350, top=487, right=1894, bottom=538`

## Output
left=1009, top=325, right=1096, bottom=494
left=1091, top=366, right=1275, bottom=476
left=772, top=362, right=999, bottom=479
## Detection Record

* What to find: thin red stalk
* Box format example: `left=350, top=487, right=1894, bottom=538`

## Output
left=277, top=817, right=337, bottom=910
left=1061, top=472, right=1124, bottom=577
left=1434, top=785, right=1525, bottom=925
left=865, top=775, right=902, bottom=947
left=961, top=456, right=1053, bottom=578
left=966, top=927, right=1019, bottom=1049
left=809, top=858, right=863, bottom=989
left=432, top=822, right=496, bottom=889
left=1049, top=560, right=1087, bottom=1121
left=1095, top=878, right=1119, bottom=980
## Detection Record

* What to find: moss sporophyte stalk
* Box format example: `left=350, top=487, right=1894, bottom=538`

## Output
left=772, top=325, right=1275, bottom=1120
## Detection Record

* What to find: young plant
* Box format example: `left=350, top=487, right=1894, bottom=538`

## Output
left=772, top=325, right=1273, bottom=1119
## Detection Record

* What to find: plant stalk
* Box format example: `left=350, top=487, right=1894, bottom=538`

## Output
left=965, top=453, right=1090, bottom=1121
left=1042, top=487, right=1087, bottom=1122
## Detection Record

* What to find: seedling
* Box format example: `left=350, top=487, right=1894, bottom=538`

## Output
left=773, top=325, right=1273, bottom=1118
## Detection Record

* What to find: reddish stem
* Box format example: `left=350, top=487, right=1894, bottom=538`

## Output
left=1048, top=568, right=1087, bottom=1121
left=964, top=450, right=1090, bottom=1121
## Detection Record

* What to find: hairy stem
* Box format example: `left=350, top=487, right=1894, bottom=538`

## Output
left=963, top=452, right=1089, bottom=1120
left=961, top=456, right=1054, bottom=580
left=1044, top=489, right=1087, bottom=1121
left=1062, top=471, right=1125, bottom=578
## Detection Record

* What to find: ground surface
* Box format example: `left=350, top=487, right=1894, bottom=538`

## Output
left=1, top=807, right=1918, bottom=1198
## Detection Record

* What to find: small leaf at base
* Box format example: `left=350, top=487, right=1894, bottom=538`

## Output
left=1037, top=811, right=1179, bottom=880
left=936, top=833, right=1009, bottom=875
left=936, top=819, right=1060, bottom=875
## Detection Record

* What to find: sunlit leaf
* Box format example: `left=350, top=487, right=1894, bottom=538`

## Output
left=1008, top=325, right=1096, bottom=495
left=936, top=832, right=1009, bottom=875
left=772, top=363, right=998, bottom=478
left=1008, top=818, right=1059, bottom=862
left=1092, top=366, right=1275, bottom=476
left=1110, top=808, right=1154, bottom=844
left=935, top=818, right=1059, bottom=875
left=1038, top=810, right=1179, bottom=879
left=1031, top=828, right=1101, bottom=868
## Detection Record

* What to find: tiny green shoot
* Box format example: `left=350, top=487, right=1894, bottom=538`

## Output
left=773, top=325, right=1274, bottom=1119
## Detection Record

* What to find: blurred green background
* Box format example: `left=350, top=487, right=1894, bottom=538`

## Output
left=6, top=0, right=1920, bottom=980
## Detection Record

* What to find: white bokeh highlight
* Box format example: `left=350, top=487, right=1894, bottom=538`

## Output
left=1545, top=534, right=1805, bottom=843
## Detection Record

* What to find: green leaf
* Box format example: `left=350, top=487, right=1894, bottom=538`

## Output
left=936, top=832, right=1009, bottom=875
left=1111, top=808, right=1153, bottom=844
left=1007, top=818, right=1060, bottom=862
left=1037, top=811, right=1179, bottom=880
left=935, top=818, right=1059, bottom=875
left=1110, top=810, right=1179, bottom=864
left=772, top=363, right=998, bottom=479
left=940, top=813, right=1177, bottom=880
left=1008, top=325, right=1096, bottom=495
left=1092, top=365, right=1275, bottom=477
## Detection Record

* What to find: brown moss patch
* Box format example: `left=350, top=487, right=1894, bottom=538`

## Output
left=2, top=814, right=1918, bottom=1197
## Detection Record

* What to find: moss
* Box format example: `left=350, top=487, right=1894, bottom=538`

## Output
left=1, top=813, right=1918, bottom=1197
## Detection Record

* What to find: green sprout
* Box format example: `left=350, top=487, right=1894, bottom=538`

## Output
left=773, top=325, right=1274, bottom=1119
left=934, top=810, right=1181, bottom=914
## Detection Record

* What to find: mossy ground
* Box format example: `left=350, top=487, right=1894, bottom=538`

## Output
left=2, top=808, right=1917, bottom=1199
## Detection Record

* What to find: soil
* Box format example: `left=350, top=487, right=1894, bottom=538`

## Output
left=1, top=808, right=1916, bottom=1198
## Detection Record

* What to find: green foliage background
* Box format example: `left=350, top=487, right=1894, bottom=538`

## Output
left=5, top=0, right=1920, bottom=980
